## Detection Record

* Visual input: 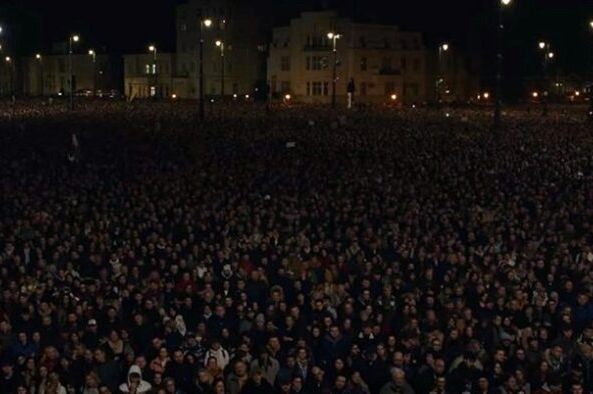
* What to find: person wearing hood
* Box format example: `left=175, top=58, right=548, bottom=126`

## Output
left=119, top=365, right=152, bottom=394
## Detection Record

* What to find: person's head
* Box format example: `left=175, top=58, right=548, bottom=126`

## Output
left=207, top=356, right=218, bottom=369
left=129, top=372, right=141, bottom=386
left=292, top=376, right=303, bottom=391
left=391, top=367, right=406, bottom=386
left=572, top=383, right=584, bottom=394
left=85, top=373, right=99, bottom=388
left=1, top=363, right=13, bottom=376
left=158, top=347, right=168, bottom=360
left=94, top=349, right=107, bottom=363
left=234, top=360, right=247, bottom=377
left=434, top=358, right=446, bottom=375
left=334, top=375, right=347, bottom=390
left=213, top=379, right=225, bottom=394
left=478, top=376, right=489, bottom=390
left=164, top=377, right=176, bottom=393
left=251, top=368, right=263, bottom=384
left=173, top=349, right=184, bottom=363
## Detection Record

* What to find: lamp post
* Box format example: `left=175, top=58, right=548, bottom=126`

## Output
left=327, top=32, right=341, bottom=109
left=199, top=18, right=213, bottom=120
left=537, top=42, right=554, bottom=115
left=148, top=45, right=158, bottom=98
left=588, top=19, right=593, bottom=121
left=494, top=0, right=512, bottom=131
left=437, top=43, right=449, bottom=106
left=88, top=49, right=96, bottom=97
left=35, top=53, right=43, bottom=96
left=5, top=56, right=13, bottom=98
left=215, top=40, right=225, bottom=99
left=69, top=34, right=80, bottom=110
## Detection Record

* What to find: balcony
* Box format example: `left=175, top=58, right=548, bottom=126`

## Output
left=303, top=45, right=332, bottom=51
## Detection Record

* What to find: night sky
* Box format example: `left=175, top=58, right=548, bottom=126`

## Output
left=1, top=0, right=592, bottom=94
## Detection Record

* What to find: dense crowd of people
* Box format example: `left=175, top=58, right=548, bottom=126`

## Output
left=1, top=99, right=593, bottom=394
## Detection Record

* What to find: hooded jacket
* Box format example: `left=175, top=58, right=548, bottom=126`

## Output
left=119, top=365, right=152, bottom=394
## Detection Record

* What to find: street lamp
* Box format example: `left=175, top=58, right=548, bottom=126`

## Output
left=4, top=56, right=13, bottom=98
left=199, top=18, right=213, bottom=120
left=327, top=32, right=341, bottom=109
left=148, top=45, right=158, bottom=98
left=494, top=0, right=512, bottom=131
left=537, top=41, right=553, bottom=115
left=35, top=53, right=44, bottom=96
left=69, top=34, right=80, bottom=110
left=215, top=40, right=225, bottom=99
left=437, top=43, right=450, bottom=105
left=88, top=49, right=97, bottom=97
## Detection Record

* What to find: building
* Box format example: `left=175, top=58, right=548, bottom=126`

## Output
left=174, top=0, right=267, bottom=98
left=268, top=11, right=478, bottom=104
left=123, top=53, right=178, bottom=99
left=19, top=53, right=121, bottom=97
left=122, top=0, right=267, bottom=100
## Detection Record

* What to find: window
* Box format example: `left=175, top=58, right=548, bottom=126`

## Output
left=306, top=57, right=311, bottom=70
left=312, top=82, right=322, bottom=96
left=385, top=82, right=395, bottom=95
left=145, top=64, right=151, bottom=75
left=413, top=58, right=421, bottom=73
left=360, top=82, right=367, bottom=96
left=152, top=64, right=157, bottom=74
left=311, top=56, right=324, bottom=70
left=360, top=57, right=367, bottom=71
left=280, top=81, right=290, bottom=92
left=401, top=58, right=407, bottom=72
left=359, top=36, right=367, bottom=48
left=323, top=82, right=329, bottom=96
left=382, top=57, right=392, bottom=70
left=281, top=56, right=291, bottom=71
left=306, top=82, right=311, bottom=96
left=150, top=86, right=156, bottom=97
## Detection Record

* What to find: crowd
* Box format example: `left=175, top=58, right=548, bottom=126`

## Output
left=1, top=99, right=593, bottom=394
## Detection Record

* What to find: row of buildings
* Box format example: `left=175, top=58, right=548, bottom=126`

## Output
left=2, top=0, right=480, bottom=104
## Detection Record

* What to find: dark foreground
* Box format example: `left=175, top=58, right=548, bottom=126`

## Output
left=1, top=101, right=593, bottom=394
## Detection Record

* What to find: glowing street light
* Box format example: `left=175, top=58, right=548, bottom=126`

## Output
left=68, top=34, right=80, bottom=110
left=284, top=94, right=291, bottom=100
left=4, top=56, right=10, bottom=62
left=483, top=92, right=490, bottom=99
left=390, top=93, right=397, bottom=101
left=215, top=40, right=225, bottom=98
left=538, top=41, right=546, bottom=50
left=532, top=91, right=539, bottom=98
left=199, top=18, right=214, bottom=120
left=171, top=93, right=177, bottom=99
left=35, top=53, right=41, bottom=60
left=327, top=32, right=342, bottom=109
left=494, top=0, right=513, bottom=130
left=548, top=52, right=554, bottom=59
left=441, top=43, right=449, bottom=51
